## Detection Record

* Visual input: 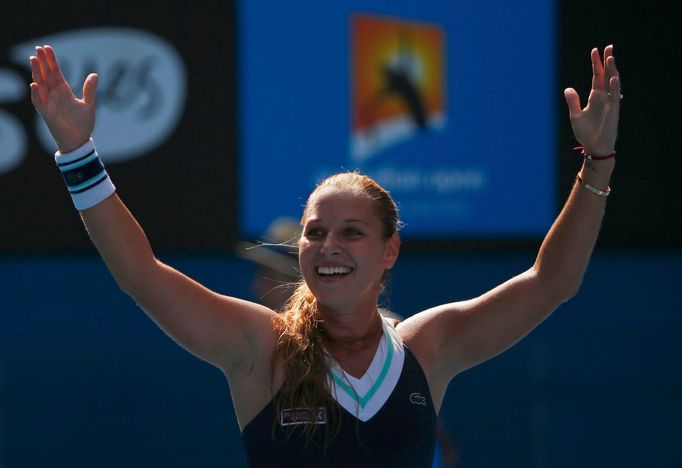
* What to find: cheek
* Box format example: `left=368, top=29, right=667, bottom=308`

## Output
left=297, top=245, right=314, bottom=275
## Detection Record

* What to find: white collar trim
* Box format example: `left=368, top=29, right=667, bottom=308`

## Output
left=327, top=316, right=405, bottom=422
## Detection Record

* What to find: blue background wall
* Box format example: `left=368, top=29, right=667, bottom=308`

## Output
left=1, top=0, right=679, bottom=467
left=1, top=251, right=679, bottom=467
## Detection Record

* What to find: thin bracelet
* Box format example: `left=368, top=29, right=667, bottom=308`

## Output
left=574, top=146, right=616, bottom=161
left=576, top=175, right=611, bottom=197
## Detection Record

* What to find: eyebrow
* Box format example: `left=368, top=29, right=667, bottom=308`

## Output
left=305, top=218, right=369, bottom=225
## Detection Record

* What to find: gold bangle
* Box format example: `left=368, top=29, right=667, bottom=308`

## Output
left=577, top=175, right=611, bottom=197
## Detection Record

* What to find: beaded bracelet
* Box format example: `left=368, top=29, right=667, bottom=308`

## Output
left=574, top=146, right=616, bottom=161
left=55, top=139, right=116, bottom=210
left=577, top=175, right=611, bottom=197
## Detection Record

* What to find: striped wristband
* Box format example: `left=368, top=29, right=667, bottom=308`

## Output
left=55, top=139, right=116, bottom=210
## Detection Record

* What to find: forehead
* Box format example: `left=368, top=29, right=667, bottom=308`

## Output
left=304, top=187, right=376, bottom=222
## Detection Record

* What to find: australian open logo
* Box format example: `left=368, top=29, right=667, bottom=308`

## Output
left=350, top=13, right=446, bottom=164
left=280, top=407, right=327, bottom=426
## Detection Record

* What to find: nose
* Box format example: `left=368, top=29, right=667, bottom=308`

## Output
left=319, top=232, right=341, bottom=256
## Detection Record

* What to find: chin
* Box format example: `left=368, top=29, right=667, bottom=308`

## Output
left=310, top=291, right=345, bottom=309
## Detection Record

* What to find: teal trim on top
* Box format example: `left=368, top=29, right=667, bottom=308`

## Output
left=58, top=153, right=99, bottom=172
left=331, top=338, right=394, bottom=409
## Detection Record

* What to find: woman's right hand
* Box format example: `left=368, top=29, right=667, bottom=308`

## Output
left=29, top=45, right=98, bottom=153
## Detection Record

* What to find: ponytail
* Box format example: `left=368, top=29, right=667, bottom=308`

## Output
left=271, top=281, right=339, bottom=441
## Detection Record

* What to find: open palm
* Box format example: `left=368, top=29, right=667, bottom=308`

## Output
left=29, top=45, right=98, bottom=153
left=564, top=45, right=621, bottom=156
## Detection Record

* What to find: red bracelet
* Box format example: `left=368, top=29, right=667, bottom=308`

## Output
left=574, top=146, right=616, bottom=161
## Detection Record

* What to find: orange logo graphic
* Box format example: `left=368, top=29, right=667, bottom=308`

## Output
left=351, top=13, right=446, bottom=162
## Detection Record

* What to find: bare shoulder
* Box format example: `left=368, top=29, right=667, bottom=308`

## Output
left=396, top=302, right=470, bottom=344
left=395, top=303, right=467, bottom=374
left=213, top=295, right=278, bottom=374
left=395, top=304, right=468, bottom=411
left=395, top=268, right=561, bottom=398
left=218, top=298, right=280, bottom=429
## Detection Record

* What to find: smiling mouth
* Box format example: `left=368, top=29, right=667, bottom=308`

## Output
left=316, top=266, right=353, bottom=277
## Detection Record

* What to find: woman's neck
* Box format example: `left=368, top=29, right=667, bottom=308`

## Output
left=317, top=306, right=384, bottom=352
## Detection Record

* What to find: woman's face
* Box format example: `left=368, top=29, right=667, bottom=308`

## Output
left=299, top=187, right=399, bottom=311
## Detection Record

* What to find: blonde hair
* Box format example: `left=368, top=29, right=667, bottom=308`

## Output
left=271, top=172, right=400, bottom=440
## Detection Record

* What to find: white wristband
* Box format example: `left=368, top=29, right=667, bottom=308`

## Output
left=55, top=139, right=116, bottom=210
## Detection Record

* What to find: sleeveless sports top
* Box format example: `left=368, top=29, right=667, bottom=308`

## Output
left=241, top=317, right=437, bottom=467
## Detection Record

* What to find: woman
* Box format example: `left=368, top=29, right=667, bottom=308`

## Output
left=29, top=44, right=620, bottom=467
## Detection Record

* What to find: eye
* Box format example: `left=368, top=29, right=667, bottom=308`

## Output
left=305, top=227, right=325, bottom=238
left=344, top=227, right=363, bottom=238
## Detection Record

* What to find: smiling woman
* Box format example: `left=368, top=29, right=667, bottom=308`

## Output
left=266, top=173, right=403, bottom=452
left=299, top=174, right=400, bottom=307
left=29, top=43, right=621, bottom=467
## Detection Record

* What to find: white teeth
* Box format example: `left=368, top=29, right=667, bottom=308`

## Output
left=317, top=266, right=352, bottom=275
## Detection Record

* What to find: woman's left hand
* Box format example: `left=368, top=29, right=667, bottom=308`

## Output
left=564, top=45, right=621, bottom=156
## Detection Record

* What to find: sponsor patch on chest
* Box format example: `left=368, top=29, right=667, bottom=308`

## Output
left=280, top=408, right=327, bottom=426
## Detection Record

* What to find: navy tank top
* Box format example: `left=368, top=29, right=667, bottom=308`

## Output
left=241, top=346, right=437, bottom=467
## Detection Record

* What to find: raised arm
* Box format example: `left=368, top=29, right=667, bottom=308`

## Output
left=29, top=46, right=275, bottom=374
left=404, top=45, right=621, bottom=389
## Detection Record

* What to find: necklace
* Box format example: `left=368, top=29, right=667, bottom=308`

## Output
left=319, top=315, right=384, bottom=378
left=317, top=314, right=383, bottom=345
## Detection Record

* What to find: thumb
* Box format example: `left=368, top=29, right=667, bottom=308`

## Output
left=82, top=73, right=98, bottom=104
left=563, top=88, right=581, bottom=117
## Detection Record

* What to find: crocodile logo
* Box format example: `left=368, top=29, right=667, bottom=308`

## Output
left=409, top=392, right=426, bottom=406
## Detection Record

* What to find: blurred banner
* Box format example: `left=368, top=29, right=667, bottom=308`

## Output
left=239, top=0, right=556, bottom=240
left=4, top=2, right=675, bottom=251
left=0, top=1, right=237, bottom=251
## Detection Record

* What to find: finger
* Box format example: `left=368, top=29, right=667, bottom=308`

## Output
left=34, top=47, right=49, bottom=85
left=605, top=55, right=619, bottom=83
left=44, top=45, right=67, bottom=87
left=82, top=73, right=99, bottom=104
left=608, top=75, right=621, bottom=102
left=564, top=88, right=582, bottom=116
left=29, top=56, right=44, bottom=85
left=29, top=56, right=49, bottom=105
left=590, top=47, right=605, bottom=91
left=29, top=82, right=43, bottom=108
left=604, top=45, right=618, bottom=78
left=604, top=53, right=622, bottom=101
left=29, top=79, right=46, bottom=106
left=603, top=44, right=614, bottom=64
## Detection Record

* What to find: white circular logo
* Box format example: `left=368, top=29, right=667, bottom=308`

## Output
left=11, top=27, right=187, bottom=164
left=0, top=69, right=27, bottom=173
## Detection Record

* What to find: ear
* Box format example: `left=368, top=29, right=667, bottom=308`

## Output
left=383, top=233, right=401, bottom=269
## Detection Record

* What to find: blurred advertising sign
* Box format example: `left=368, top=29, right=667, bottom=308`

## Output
left=0, top=2, right=235, bottom=251
left=9, top=28, right=187, bottom=165
left=239, top=0, right=556, bottom=240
